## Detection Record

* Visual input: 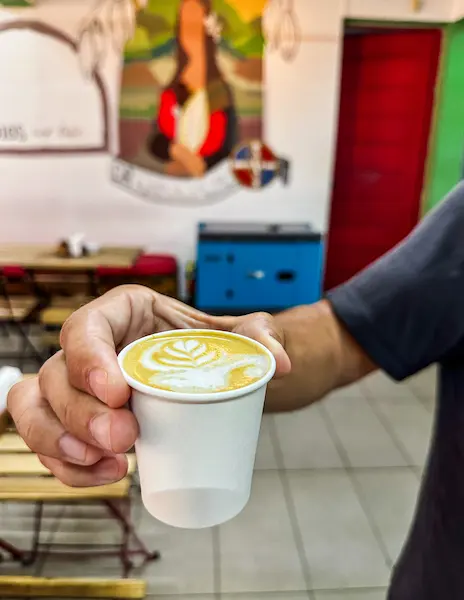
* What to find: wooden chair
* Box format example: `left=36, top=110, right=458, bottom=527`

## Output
left=0, top=576, right=146, bottom=598
left=0, top=430, right=158, bottom=580
left=0, top=291, right=44, bottom=368
left=39, top=296, right=93, bottom=357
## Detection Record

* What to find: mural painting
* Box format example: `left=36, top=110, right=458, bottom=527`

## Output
left=112, top=0, right=291, bottom=206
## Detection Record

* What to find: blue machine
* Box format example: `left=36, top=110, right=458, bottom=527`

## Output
left=195, top=222, right=324, bottom=314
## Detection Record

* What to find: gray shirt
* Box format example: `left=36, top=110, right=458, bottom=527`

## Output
left=328, top=182, right=464, bottom=599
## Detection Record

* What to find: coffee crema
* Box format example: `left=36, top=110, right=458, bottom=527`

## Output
left=123, top=331, right=271, bottom=394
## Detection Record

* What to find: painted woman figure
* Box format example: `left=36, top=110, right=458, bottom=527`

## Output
left=147, top=0, right=238, bottom=178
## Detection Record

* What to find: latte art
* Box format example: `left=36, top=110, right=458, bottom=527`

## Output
left=123, top=331, right=271, bottom=394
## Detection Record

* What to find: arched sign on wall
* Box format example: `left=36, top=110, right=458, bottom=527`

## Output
left=0, top=20, right=109, bottom=154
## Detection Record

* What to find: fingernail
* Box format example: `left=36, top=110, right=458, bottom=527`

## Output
left=88, top=368, right=108, bottom=403
left=90, top=413, right=112, bottom=451
left=97, top=457, right=124, bottom=483
left=59, top=433, right=88, bottom=463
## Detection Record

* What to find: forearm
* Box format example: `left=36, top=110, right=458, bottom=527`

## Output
left=264, top=300, right=377, bottom=413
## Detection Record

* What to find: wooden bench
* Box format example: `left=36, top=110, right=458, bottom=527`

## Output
left=0, top=476, right=131, bottom=502
left=40, top=296, right=93, bottom=327
left=0, top=296, right=38, bottom=322
left=0, top=296, right=44, bottom=367
left=0, top=452, right=137, bottom=477
left=0, top=432, right=158, bottom=581
left=0, top=576, right=146, bottom=598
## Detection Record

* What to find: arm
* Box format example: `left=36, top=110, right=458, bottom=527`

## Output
left=265, top=182, right=464, bottom=413
left=265, top=301, right=376, bottom=412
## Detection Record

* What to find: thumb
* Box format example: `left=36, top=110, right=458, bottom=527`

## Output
left=212, top=313, right=291, bottom=378
left=60, top=305, right=131, bottom=409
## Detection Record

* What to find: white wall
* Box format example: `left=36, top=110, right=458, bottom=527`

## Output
left=0, top=0, right=456, bottom=266
left=0, top=0, right=345, bottom=265
left=347, top=0, right=452, bottom=22
left=451, top=0, right=464, bottom=20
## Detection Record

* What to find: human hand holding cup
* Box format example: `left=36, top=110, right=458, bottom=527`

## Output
left=7, top=288, right=290, bottom=512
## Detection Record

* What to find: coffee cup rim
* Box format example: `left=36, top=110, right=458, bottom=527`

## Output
left=117, top=329, right=277, bottom=404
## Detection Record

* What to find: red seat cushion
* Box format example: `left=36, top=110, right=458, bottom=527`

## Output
left=2, top=266, right=26, bottom=278
left=97, top=255, right=177, bottom=277
left=133, top=255, right=177, bottom=276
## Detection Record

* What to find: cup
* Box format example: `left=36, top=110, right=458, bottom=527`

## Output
left=118, top=329, right=276, bottom=529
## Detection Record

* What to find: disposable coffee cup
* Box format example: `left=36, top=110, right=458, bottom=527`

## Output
left=118, top=329, right=276, bottom=529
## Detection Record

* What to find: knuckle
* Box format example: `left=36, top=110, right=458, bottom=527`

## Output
left=15, top=411, right=40, bottom=453
left=60, top=397, right=75, bottom=430
left=6, top=379, right=27, bottom=411
left=255, top=311, right=272, bottom=321
left=59, top=312, right=77, bottom=348
left=38, top=351, right=63, bottom=392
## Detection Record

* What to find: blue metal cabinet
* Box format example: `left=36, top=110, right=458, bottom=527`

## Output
left=196, top=223, right=324, bottom=314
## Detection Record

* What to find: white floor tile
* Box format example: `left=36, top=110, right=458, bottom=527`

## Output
left=47, top=504, right=123, bottom=546
left=365, top=393, right=433, bottom=466
left=274, top=405, right=343, bottom=469
left=287, top=470, right=390, bottom=590
left=147, top=596, right=216, bottom=599
left=0, top=502, right=62, bottom=572
left=323, top=394, right=406, bottom=468
left=362, top=372, right=416, bottom=399
left=353, top=468, right=419, bottom=564
left=137, top=511, right=215, bottom=596
left=407, top=366, right=437, bottom=412
left=254, top=415, right=279, bottom=470
left=222, top=594, right=308, bottom=599
left=314, top=590, right=387, bottom=599
left=41, top=553, right=124, bottom=579
left=219, top=471, right=306, bottom=593
left=407, top=365, right=437, bottom=395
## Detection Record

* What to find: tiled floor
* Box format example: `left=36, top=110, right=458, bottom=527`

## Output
left=0, top=366, right=437, bottom=599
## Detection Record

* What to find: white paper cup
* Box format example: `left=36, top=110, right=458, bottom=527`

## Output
left=118, top=329, right=276, bottom=529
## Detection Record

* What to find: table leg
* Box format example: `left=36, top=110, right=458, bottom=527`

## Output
left=0, top=274, right=46, bottom=366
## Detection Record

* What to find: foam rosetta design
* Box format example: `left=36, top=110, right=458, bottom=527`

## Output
left=139, top=337, right=269, bottom=393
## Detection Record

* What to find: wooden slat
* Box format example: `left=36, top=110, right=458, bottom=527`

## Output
left=40, top=297, right=94, bottom=326
left=0, top=296, right=37, bottom=321
left=0, top=452, right=137, bottom=476
left=0, top=576, right=146, bottom=598
left=0, top=432, right=29, bottom=453
left=40, top=307, right=77, bottom=327
left=0, top=476, right=131, bottom=501
left=0, top=245, right=142, bottom=270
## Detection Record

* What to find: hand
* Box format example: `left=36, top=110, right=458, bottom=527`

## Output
left=7, top=286, right=290, bottom=487
left=170, top=143, right=207, bottom=177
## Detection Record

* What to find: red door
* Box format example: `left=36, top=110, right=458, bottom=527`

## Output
left=324, top=29, right=441, bottom=291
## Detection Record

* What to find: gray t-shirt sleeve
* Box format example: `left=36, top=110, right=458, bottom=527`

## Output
left=327, top=182, right=464, bottom=381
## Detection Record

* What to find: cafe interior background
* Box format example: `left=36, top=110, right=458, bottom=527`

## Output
left=0, top=0, right=463, bottom=598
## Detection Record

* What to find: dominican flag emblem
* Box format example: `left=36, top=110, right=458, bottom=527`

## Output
left=230, top=140, right=290, bottom=189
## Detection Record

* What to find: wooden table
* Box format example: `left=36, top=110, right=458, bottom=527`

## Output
left=0, top=245, right=143, bottom=367
left=0, top=245, right=142, bottom=270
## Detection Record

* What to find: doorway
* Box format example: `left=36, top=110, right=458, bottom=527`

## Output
left=324, top=27, right=442, bottom=291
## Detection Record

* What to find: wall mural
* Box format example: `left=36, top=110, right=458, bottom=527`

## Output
left=0, top=1, right=34, bottom=6
left=110, top=0, right=292, bottom=206
left=0, top=0, right=300, bottom=203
